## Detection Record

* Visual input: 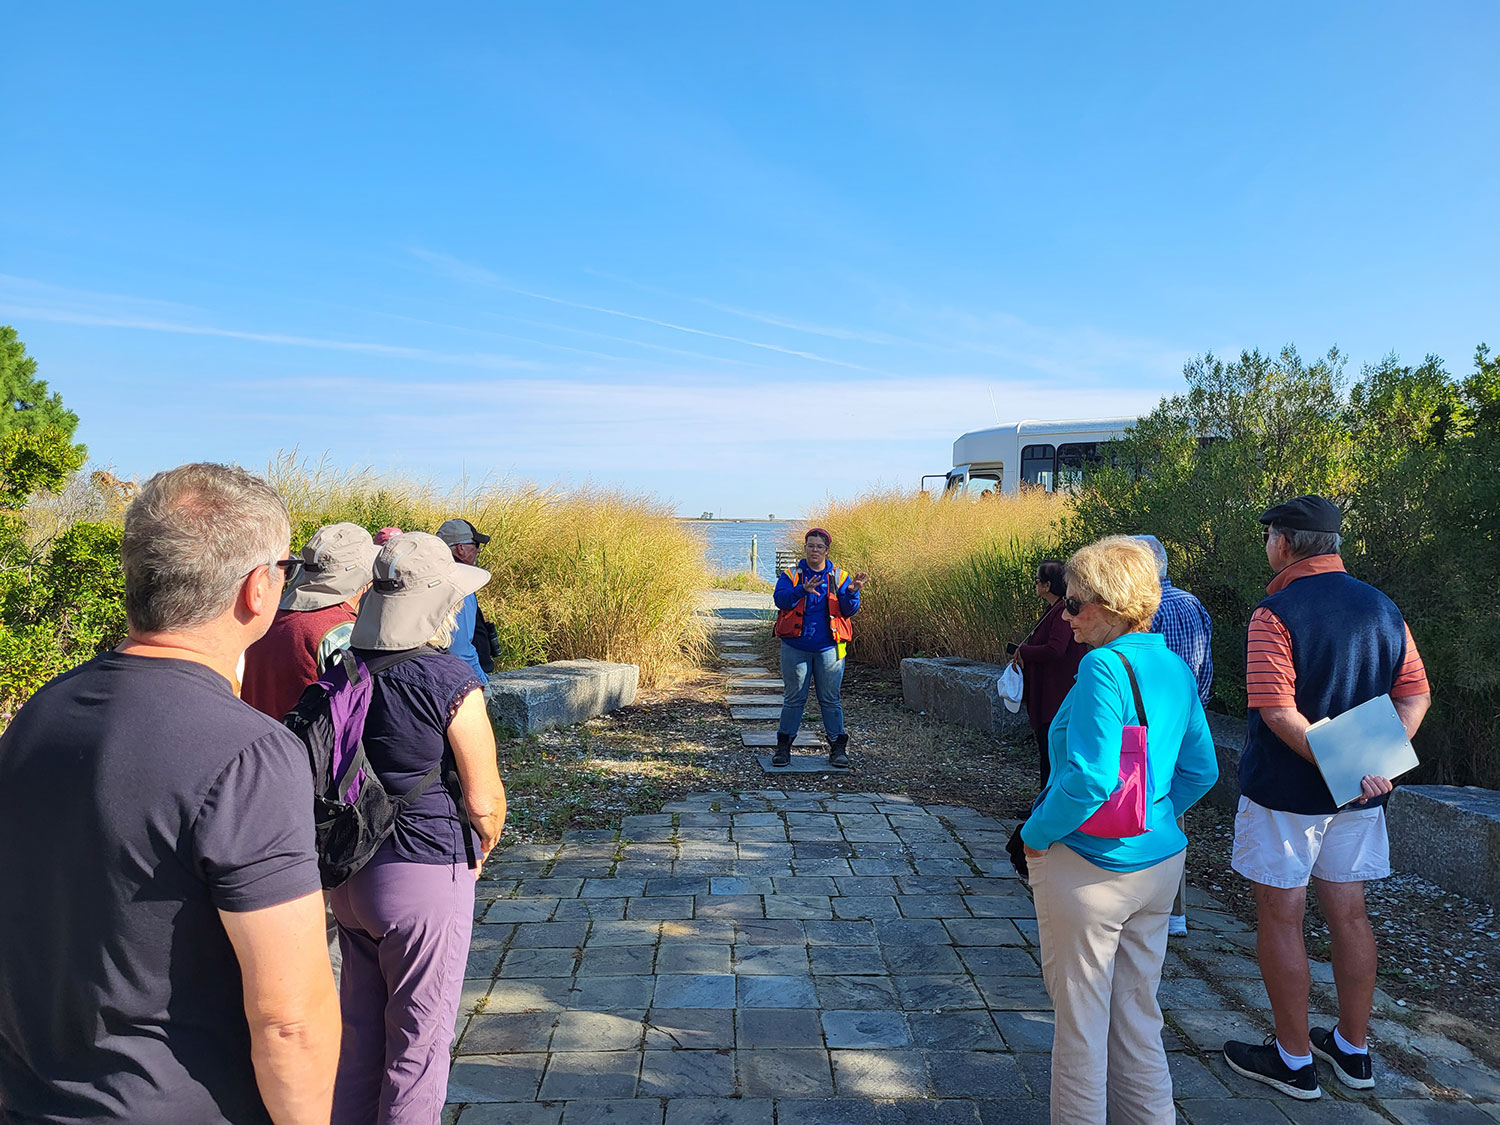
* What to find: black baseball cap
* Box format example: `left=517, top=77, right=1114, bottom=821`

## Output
left=1258, top=495, right=1342, bottom=533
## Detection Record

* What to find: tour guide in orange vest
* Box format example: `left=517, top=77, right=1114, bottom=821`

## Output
left=771, top=528, right=868, bottom=770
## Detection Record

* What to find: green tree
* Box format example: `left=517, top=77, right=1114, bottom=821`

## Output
left=1, top=326, right=83, bottom=455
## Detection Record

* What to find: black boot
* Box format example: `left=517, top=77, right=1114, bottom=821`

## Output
left=828, top=733, right=850, bottom=769
left=772, top=733, right=792, bottom=768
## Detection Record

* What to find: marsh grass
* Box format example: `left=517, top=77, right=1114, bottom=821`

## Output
left=707, top=571, right=773, bottom=592
left=269, top=453, right=710, bottom=686
left=791, top=488, right=1068, bottom=666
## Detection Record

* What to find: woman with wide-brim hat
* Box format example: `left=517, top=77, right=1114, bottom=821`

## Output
left=771, top=527, right=868, bottom=769
left=329, top=532, right=507, bottom=1125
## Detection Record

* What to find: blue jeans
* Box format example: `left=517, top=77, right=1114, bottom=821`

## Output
left=779, top=641, right=845, bottom=739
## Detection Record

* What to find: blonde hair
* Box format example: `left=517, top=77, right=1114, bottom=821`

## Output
left=427, top=604, right=463, bottom=649
left=1065, top=536, right=1162, bottom=633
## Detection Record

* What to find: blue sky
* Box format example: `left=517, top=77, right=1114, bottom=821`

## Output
left=3, top=3, right=1496, bottom=517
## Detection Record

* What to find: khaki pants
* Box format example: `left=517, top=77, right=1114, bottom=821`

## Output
left=1031, top=843, right=1184, bottom=1125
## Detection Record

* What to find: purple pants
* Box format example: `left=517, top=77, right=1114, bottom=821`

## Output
left=329, top=846, right=475, bottom=1125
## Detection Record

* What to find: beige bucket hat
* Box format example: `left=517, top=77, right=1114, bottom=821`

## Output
left=282, top=522, right=381, bottom=612
left=349, top=532, right=491, bottom=651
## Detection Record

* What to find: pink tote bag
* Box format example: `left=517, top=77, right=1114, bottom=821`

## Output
left=1077, top=650, right=1151, bottom=838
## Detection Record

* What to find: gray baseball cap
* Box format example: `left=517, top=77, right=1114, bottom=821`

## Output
left=436, top=518, right=491, bottom=548
left=349, top=532, right=491, bottom=651
left=282, top=522, right=380, bottom=612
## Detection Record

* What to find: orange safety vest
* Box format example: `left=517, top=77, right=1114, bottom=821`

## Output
left=774, top=564, right=854, bottom=654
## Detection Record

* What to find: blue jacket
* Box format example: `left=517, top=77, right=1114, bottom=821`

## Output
left=773, top=559, right=861, bottom=652
left=446, top=593, right=488, bottom=685
left=1022, top=632, right=1218, bottom=872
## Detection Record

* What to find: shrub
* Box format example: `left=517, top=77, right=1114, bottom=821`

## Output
left=790, top=488, right=1067, bottom=667
left=708, top=571, right=772, bottom=592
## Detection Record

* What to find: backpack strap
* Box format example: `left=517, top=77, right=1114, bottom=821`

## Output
left=394, top=761, right=444, bottom=808
left=1112, top=650, right=1149, bottom=727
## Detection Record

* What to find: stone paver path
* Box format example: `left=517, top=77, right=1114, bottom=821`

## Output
left=443, top=596, right=1500, bottom=1123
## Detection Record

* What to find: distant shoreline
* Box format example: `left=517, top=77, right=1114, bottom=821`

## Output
left=677, top=518, right=795, bottom=523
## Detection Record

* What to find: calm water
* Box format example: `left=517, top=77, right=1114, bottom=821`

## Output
left=683, top=520, right=796, bottom=582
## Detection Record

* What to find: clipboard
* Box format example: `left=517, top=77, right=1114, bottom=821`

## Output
left=1304, top=693, right=1419, bottom=808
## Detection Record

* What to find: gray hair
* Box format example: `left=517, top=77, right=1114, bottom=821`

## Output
left=1271, top=526, right=1342, bottom=559
left=1132, top=535, right=1169, bottom=577
left=122, top=463, right=291, bottom=634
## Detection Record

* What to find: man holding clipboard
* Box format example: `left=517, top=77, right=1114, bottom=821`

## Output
left=1222, top=496, right=1431, bottom=1102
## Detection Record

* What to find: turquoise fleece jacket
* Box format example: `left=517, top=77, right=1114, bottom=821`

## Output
left=1021, top=631, right=1218, bottom=872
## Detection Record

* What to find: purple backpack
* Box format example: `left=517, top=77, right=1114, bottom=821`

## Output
left=283, top=648, right=442, bottom=887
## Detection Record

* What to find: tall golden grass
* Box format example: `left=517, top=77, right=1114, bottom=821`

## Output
left=789, top=488, right=1068, bottom=667
left=269, top=454, right=710, bottom=686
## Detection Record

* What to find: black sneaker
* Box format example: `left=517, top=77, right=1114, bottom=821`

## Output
left=1310, top=1026, right=1375, bottom=1089
left=1223, top=1036, right=1321, bottom=1100
left=771, top=734, right=791, bottom=768
left=828, top=734, right=850, bottom=769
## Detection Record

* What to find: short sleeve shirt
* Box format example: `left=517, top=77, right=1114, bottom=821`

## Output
left=0, top=652, right=322, bottom=1125
left=354, top=648, right=486, bottom=864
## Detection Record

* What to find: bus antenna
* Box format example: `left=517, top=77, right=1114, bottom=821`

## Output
left=988, top=385, right=1000, bottom=424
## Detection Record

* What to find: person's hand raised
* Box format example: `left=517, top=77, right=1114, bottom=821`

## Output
left=849, top=572, right=869, bottom=592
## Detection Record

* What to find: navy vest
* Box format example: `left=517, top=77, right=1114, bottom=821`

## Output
left=1240, top=567, right=1408, bottom=815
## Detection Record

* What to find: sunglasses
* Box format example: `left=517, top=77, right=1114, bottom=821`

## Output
left=1063, top=596, right=1091, bottom=615
left=270, top=558, right=303, bottom=583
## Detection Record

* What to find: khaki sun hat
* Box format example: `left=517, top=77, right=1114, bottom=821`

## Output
left=282, top=522, right=381, bottom=612
left=349, top=532, right=491, bottom=651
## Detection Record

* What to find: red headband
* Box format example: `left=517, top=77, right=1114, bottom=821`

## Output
left=805, top=527, right=832, bottom=546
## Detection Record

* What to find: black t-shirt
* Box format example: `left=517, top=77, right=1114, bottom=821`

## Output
left=0, top=653, right=322, bottom=1124
left=353, top=648, right=484, bottom=865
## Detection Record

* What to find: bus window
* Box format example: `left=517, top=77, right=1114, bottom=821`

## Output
left=1021, top=444, right=1056, bottom=490
left=1055, top=442, right=1102, bottom=489
left=951, top=471, right=1001, bottom=499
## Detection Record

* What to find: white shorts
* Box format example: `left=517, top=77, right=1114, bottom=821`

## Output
left=1231, top=796, right=1390, bottom=889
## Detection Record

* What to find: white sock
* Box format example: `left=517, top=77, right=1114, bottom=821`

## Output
left=1334, top=1027, right=1368, bottom=1055
left=1277, top=1041, right=1313, bottom=1070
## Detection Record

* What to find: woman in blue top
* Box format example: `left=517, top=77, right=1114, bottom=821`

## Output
left=1021, top=536, right=1218, bottom=1124
left=771, top=528, right=867, bottom=769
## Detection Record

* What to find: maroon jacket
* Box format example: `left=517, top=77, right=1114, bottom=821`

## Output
left=1018, top=598, right=1086, bottom=733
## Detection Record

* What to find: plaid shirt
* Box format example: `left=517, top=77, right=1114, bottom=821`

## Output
left=1151, top=577, right=1213, bottom=704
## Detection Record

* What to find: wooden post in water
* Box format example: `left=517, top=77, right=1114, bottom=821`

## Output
left=749, top=535, right=758, bottom=575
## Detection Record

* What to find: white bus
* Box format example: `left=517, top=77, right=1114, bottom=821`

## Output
left=921, top=417, right=1138, bottom=498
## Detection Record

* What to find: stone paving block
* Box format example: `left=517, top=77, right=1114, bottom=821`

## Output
left=655, top=943, right=731, bottom=975
left=895, top=975, right=986, bottom=1011
left=956, top=947, right=1037, bottom=976
left=822, top=1009, right=912, bottom=1048
left=733, top=943, right=810, bottom=976
left=732, top=918, right=805, bottom=945
left=569, top=975, right=657, bottom=1011
left=588, top=920, right=664, bottom=947
left=739, top=1048, right=836, bottom=1097
left=915, top=859, right=977, bottom=876
left=831, top=1048, right=930, bottom=1098
left=809, top=945, right=888, bottom=975
left=693, top=894, right=763, bottom=919
left=963, top=895, right=1035, bottom=919
left=732, top=707, right=783, bottom=720
left=835, top=875, right=899, bottom=896
left=1165, top=1052, right=1230, bottom=1097
left=585, top=877, right=645, bottom=898
left=804, top=918, right=877, bottom=945
left=710, top=875, right=774, bottom=894
left=503, top=947, right=580, bottom=978
left=559, top=1100, right=665, bottom=1125
left=643, top=1007, right=736, bottom=1050
left=652, top=974, right=736, bottom=1009
left=645, top=877, right=708, bottom=897
left=927, top=1051, right=1029, bottom=1099
left=512, top=921, right=591, bottom=949
left=551, top=1010, right=647, bottom=1052
left=736, top=974, right=818, bottom=1008
left=660, top=919, right=735, bottom=944
left=989, top=1011, right=1054, bottom=1052
left=726, top=694, right=784, bottom=706
left=554, top=897, right=630, bottom=922
left=737, top=1007, right=825, bottom=1049
left=873, top=917, right=951, bottom=946
left=1274, top=1102, right=1392, bottom=1124
left=460, top=977, right=493, bottom=1014
left=833, top=895, right=902, bottom=920
left=1422, top=1057, right=1500, bottom=1101
left=880, top=1102, right=987, bottom=1125
left=637, top=1049, right=735, bottom=1098
left=458, top=1011, right=558, bottom=1054
left=1157, top=975, right=1227, bottom=1011
left=756, top=753, right=846, bottom=773
left=483, top=899, right=560, bottom=923
left=849, top=857, right=914, bottom=875
left=459, top=1103, right=564, bottom=1125
left=898, top=875, right=965, bottom=895
left=763, top=894, right=833, bottom=920
left=908, top=1009, right=1005, bottom=1051
left=486, top=978, right=575, bottom=1013
left=882, top=943, right=965, bottom=975
left=662, top=1099, right=776, bottom=1125
left=973, top=1099, right=1049, bottom=1125
left=945, top=918, right=1025, bottom=946
left=815, top=974, right=902, bottom=1010
left=720, top=653, right=765, bottom=664
left=448, top=1053, right=549, bottom=1102
left=577, top=945, right=657, bottom=976
left=627, top=897, right=696, bottom=921
left=773, top=875, right=839, bottom=896
left=1168, top=1008, right=1268, bottom=1055
left=538, top=1051, right=642, bottom=1100
left=775, top=1102, right=872, bottom=1125
left=1176, top=1100, right=1292, bottom=1125
left=741, top=730, right=820, bottom=747
left=1382, top=1100, right=1496, bottom=1124
left=972, top=975, right=1052, bottom=1011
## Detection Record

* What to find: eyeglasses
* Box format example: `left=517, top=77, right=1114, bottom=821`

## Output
left=1261, top=526, right=1275, bottom=543
left=1063, top=596, right=1090, bottom=615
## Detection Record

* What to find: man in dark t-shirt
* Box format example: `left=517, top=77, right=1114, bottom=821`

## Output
left=0, top=464, right=338, bottom=1125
